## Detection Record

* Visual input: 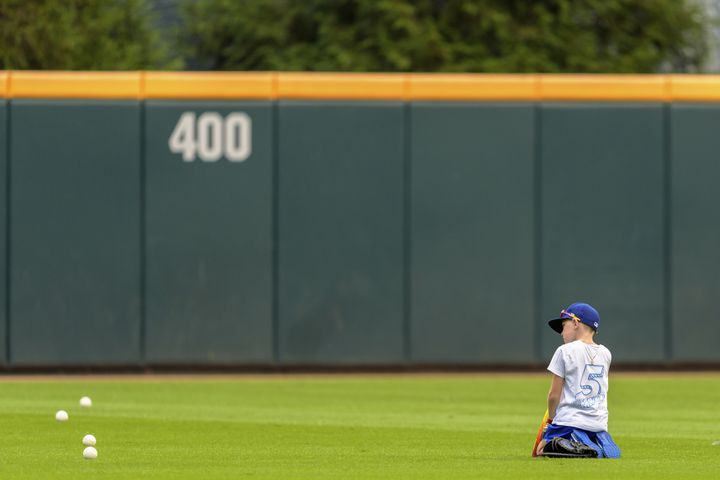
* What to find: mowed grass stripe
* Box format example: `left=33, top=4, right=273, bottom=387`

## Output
left=0, top=375, right=718, bottom=479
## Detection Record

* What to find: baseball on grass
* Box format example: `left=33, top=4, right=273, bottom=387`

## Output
left=83, top=434, right=97, bottom=446
left=55, top=410, right=69, bottom=422
left=83, top=446, right=98, bottom=459
left=712, top=440, right=720, bottom=446
left=79, top=396, right=93, bottom=408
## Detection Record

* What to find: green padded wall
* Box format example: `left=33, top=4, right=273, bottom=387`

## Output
left=670, top=104, right=720, bottom=361
left=144, top=102, right=273, bottom=363
left=410, top=103, right=536, bottom=363
left=0, top=102, right=6, bottom=364
left=278, top=102, right=405, bottom=364
left=4, top=96, right=720, bottom=367
left=540, top=104, right=666, bottom=363
left=10, top=100, right=141, bottom=365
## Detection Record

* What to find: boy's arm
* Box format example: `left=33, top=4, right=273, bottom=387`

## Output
left=547, top=374, right=564, bottom=419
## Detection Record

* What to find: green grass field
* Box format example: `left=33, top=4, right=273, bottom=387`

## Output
left=0, top=373, right=718, bottom=479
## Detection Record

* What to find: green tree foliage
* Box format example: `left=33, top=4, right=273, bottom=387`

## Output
left=0, top=0, right=180, bottom=70
left=179, top=0, right=709, bottom=73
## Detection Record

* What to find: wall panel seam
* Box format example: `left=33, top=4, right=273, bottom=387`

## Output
left=663, top=104, right=673, bottom=362
left=4, top=101, right=10, bottom=364
left=403, top=102, right=412, bottom=364
left=272, top=101, right=280, bottom=365
left=139, top=101, right=147, bottom=364
left=533, top=103, right=543, bottom=365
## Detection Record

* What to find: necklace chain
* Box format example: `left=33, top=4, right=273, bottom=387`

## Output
left=585, top=344, right=599, bottom=364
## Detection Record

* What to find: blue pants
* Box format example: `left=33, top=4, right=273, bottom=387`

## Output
left=543, top=424, right=621, bottom=458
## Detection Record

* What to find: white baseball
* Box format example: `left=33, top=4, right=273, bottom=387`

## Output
left=83, top=434, right=97, bottom=446
left=83, top=446, right=98, bottom=459
left=55, top=410, right=69, bottom=422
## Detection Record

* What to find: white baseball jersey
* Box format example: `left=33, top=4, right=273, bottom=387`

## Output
left=547, top=340, right=612, bottom=432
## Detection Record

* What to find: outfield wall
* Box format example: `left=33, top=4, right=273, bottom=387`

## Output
left=1, top=72, right=719, bottom=367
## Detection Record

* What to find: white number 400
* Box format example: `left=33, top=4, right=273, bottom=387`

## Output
left=168, top=112, right=252, bottom=162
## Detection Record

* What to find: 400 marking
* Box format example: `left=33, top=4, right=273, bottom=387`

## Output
left=169, top=112, right=252, bottom=162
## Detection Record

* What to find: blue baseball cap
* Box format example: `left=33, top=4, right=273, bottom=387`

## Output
left=548, top=302, right=600, bottom=333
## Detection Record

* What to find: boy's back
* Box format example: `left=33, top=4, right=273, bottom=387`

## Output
left=548, top=340, right=612, bottom=432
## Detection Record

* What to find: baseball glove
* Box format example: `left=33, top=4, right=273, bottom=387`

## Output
left=541, top=437, right=598, bottom=458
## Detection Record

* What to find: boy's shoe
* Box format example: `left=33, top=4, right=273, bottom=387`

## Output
left=541, top=437, right=599, bottom=458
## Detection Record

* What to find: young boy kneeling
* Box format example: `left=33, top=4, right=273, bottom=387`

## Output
left=536, top=302, right=621, bottom=459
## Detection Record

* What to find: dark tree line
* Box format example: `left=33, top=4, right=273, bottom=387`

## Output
left=0, top=0, right=710, bottom=73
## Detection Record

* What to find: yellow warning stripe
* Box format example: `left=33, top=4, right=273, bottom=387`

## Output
left=8, top=71, right=143, bottom=99
left=2, top=71, right=720, bottom=101
left=0, top=71, right=7, bottom=98
left=276, top=72, right=407, bottom=100
left=540, top=75, right=670, bottom=101
left=145, top=72, right=276, bottom=100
